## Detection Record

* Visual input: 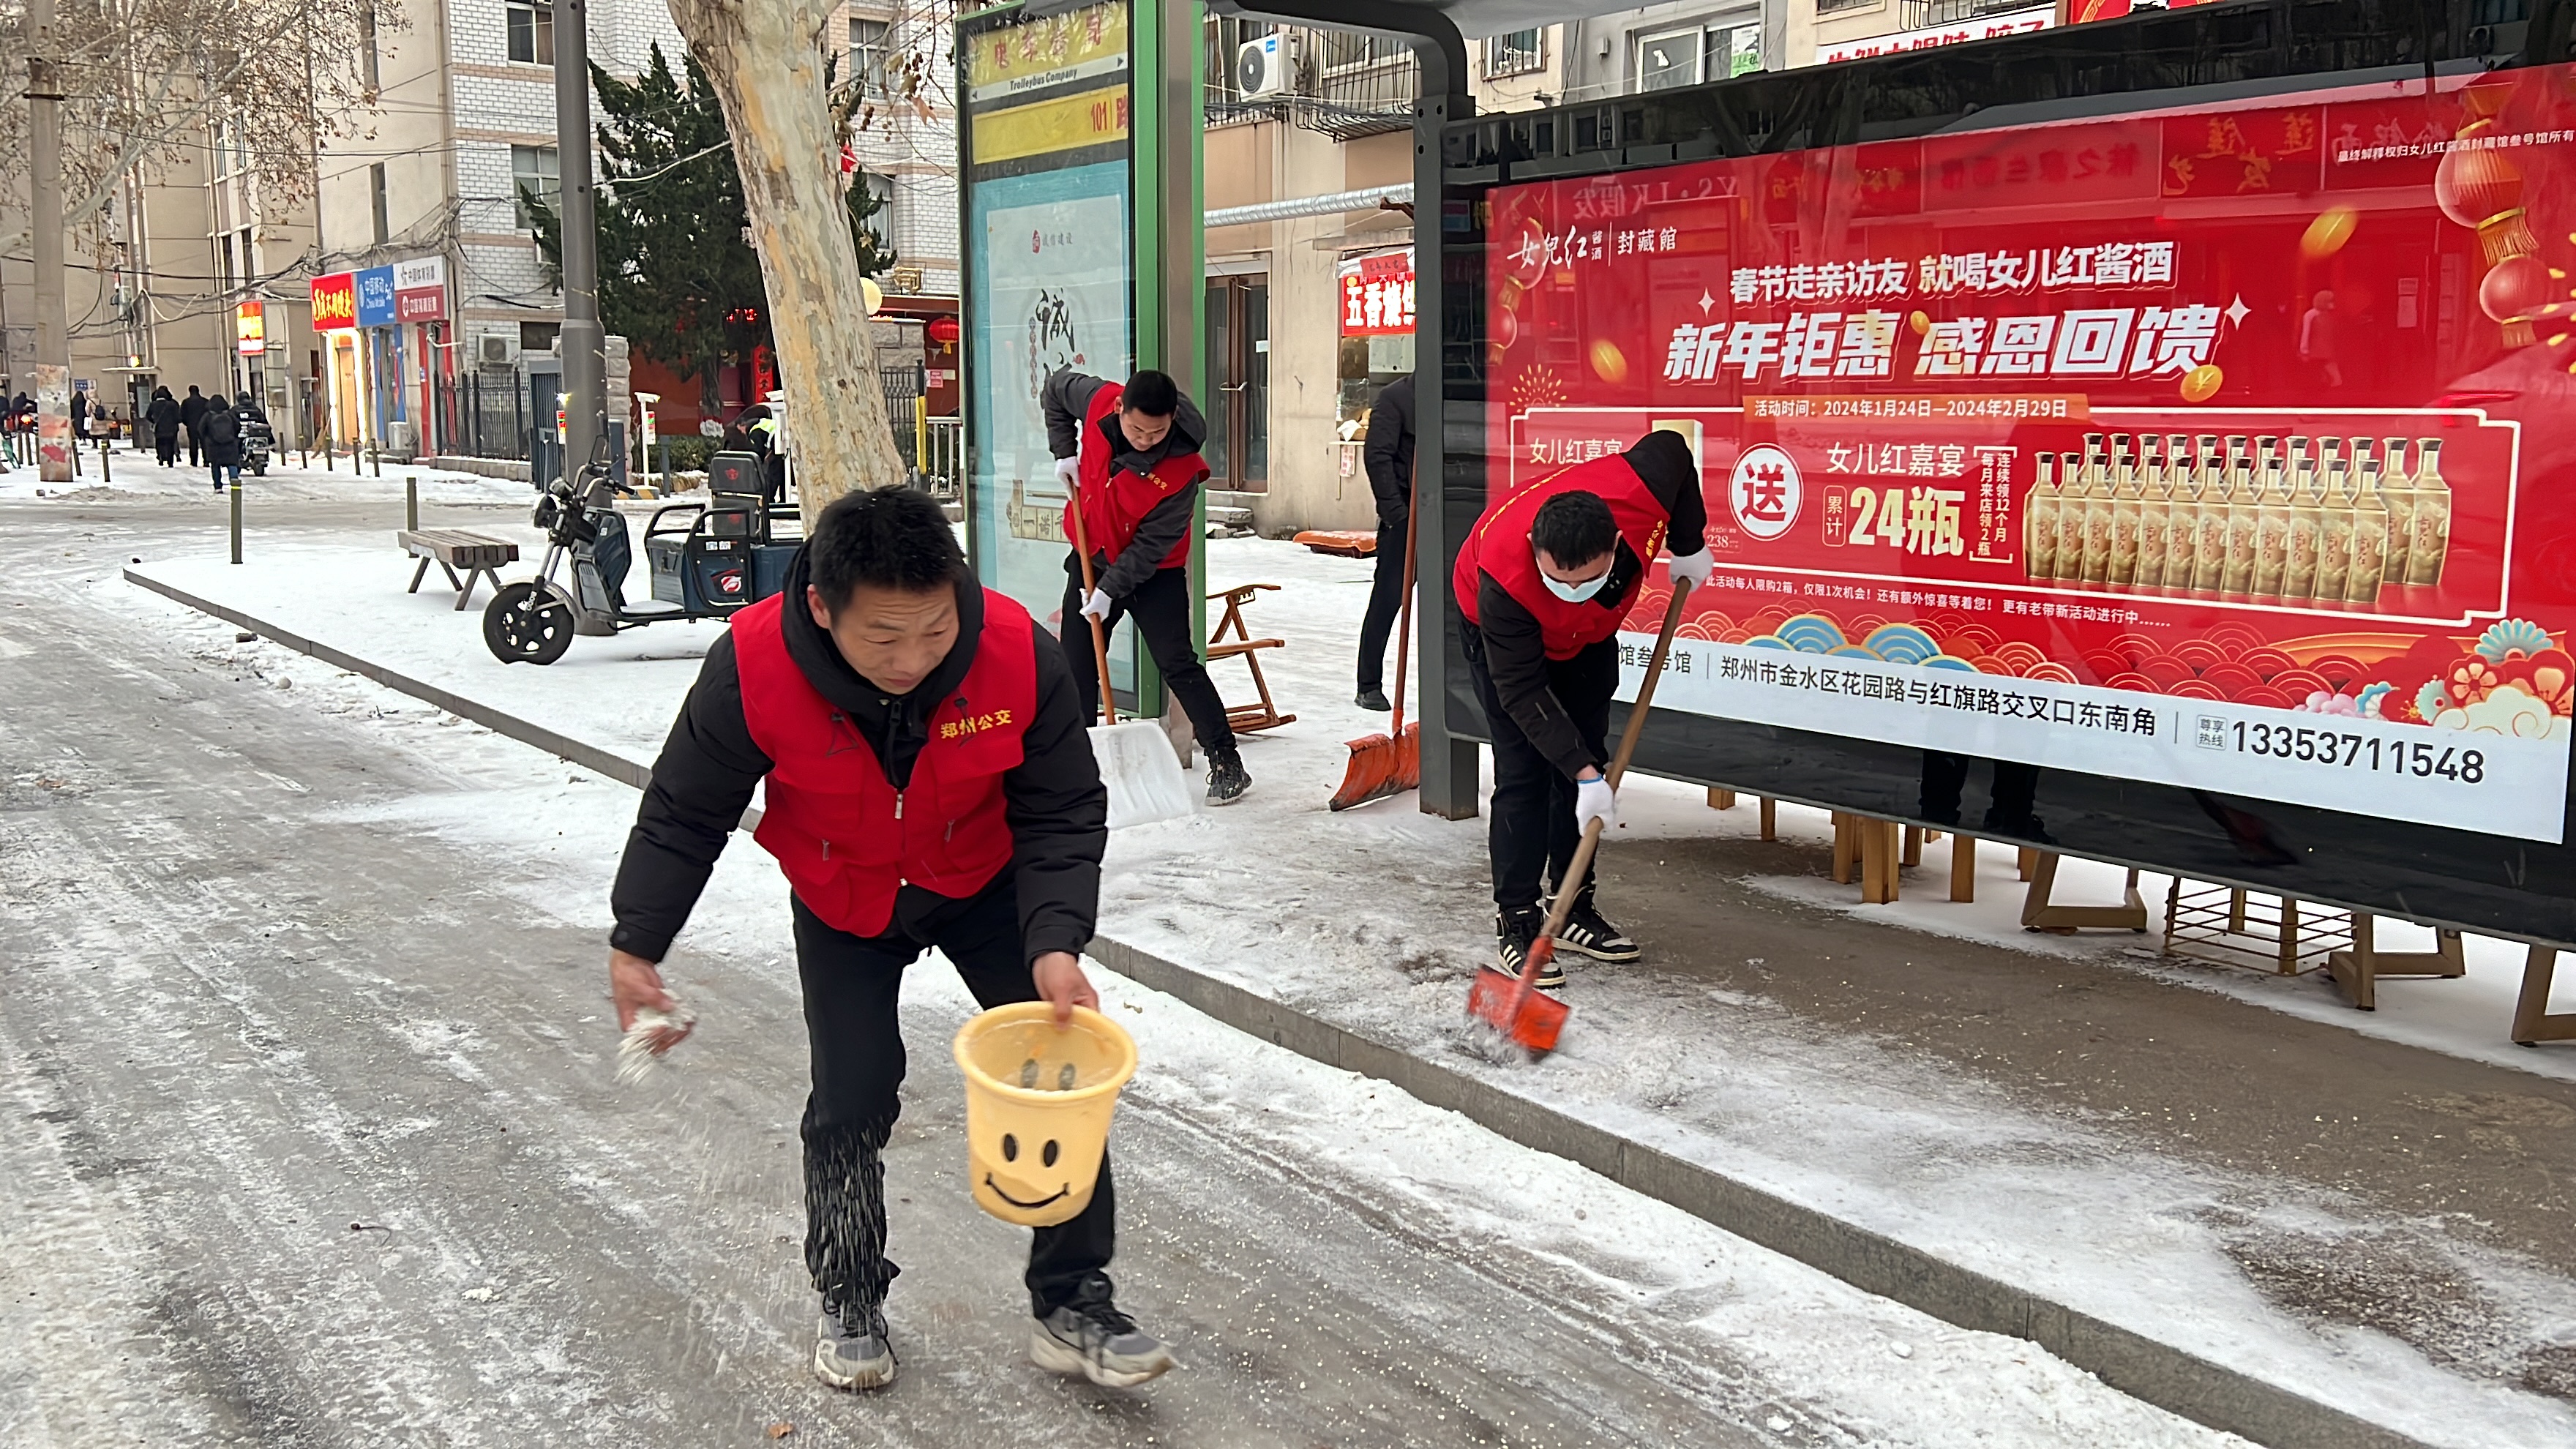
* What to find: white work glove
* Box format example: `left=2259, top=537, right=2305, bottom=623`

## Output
left=1053, top=454, right=1080, bottom=490
left=1079, top=587, right=1115, bottom=622
left=1666, top=545, right=1715, bottom=592
left=1574, top=773, right=1617, bottom=835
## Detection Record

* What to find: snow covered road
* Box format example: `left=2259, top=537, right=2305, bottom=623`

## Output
left=0, top=496, right=2250, bottom=1445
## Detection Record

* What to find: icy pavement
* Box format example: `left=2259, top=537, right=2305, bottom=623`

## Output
left=104, top=498, right=2576, bottom=1445
left=1, top=443, right=531, bottom=507
left=0, top=504, right=2256, bottom=1446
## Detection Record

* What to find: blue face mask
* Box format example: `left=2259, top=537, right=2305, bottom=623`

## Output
left=1538, top=551, right=1612, bottom=603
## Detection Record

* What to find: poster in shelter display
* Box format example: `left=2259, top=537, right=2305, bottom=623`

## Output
left=1486, top=64, right=2576, bottom=842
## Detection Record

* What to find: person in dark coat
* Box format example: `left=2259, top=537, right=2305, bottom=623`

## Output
left=179, top=386, right=209, bottom=465
left=608, top=488, right=1175, bottom=1394
left=146, top=387, right=181, bottom=465
left=70, top=389, right=91, bottom=442
left=1355, top=373, right=1415, bottom=711
left=200, top=393, right=243, bottom=493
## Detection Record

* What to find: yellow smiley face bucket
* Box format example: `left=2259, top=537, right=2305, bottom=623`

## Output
left=951, top=1003, right=1138, bottom=1227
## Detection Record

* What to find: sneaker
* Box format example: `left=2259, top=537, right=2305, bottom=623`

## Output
left=1551, top=896, right=1641, bottom=964
left=1495, top=905, right=1560, bottom=990
left=812, top=1302, right=896, bottom=1390
left=1354, top=687, right=1392, bottom=712
left=1030, top=1284, right=1177, bottom=1388
left=1205, top=745, right=1251, bottom=806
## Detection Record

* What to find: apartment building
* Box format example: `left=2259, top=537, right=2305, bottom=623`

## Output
left=310, top=0, right=959, bottom=457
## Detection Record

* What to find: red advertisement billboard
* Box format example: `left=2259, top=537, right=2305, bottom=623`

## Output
left=1486, top=66, right=2576, bottom=842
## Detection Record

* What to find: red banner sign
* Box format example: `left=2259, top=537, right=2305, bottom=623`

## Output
left=310, top=272, right=356, bottom=332
left=1486, top=65, right=2576, bottom=842
left=1341, top=250, right=1415, bottom=336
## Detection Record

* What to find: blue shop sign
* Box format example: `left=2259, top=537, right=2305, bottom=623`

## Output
left=354, top=266, right=398, bottom=328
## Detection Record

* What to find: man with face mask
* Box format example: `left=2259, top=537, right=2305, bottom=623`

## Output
left=606, top=488, right=1177, bottom=1394
left=1453, top=430, right=1713, bottom=987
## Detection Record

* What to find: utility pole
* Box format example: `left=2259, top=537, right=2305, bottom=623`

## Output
left=553, top=0, right=605, bottom=490
left=26, top=0, right=72, bottom=483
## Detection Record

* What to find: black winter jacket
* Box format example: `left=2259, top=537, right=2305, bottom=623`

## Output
left=198, top=408, right=242, bottom=466
left=1040, top=367, right=1209, bottom=599
left=146, top=397, right=181, bottom=439
left=609, top=547, right=1107, bottom=965
left=1469, top=429, right=1711, bottom=782
left=1363, top=375, right=1415, bottom=528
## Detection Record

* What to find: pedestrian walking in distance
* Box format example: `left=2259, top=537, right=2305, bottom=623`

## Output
left=1042, top=366, right=1252, bottom=804
left=146, top=386, right=181, bottom=466
left=608, top=488, right=1176, bottom=1393
left=199, top=394, right=242, bottom=494
left=179, top=385, right=209, bottom=466
left=1453, top=431, right=1715, bottom=987
left=1355, top=372, right=1415, bottom=711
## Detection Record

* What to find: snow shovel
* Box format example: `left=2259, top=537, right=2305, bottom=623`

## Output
left=1327, top=456, right=1422, bottom=811
left=1465, top=579, right=1693, bottom=1058
left=1068, top=487, right=1195, bottom=829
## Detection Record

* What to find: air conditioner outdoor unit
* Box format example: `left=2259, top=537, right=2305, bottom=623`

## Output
left=478, top=333, right=517, bottom=368
left=1236, top=34, right=1288, bottom=97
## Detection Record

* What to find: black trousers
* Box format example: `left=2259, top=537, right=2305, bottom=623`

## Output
left=155, top=435, right=179, bottom=465
left=1920, top=753, right=2041, bottom=832
left=1355, top=513, right=1407, bottom=693
left=793, top=883, right=1115, bottom=1319
left=1461, top=622, right=1617, bottom=913
left=1057, top=555, right=1236, bottom=752
left=184, top=427, right=201, bottom=465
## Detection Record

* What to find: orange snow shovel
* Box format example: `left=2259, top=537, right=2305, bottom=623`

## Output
left=1328, top=457, right=1422, bottom=811
left=1465, top=578, right=1693, bottom=1057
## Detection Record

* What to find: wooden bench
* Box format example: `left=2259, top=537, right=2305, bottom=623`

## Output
left=399, top=528, right=520, bottom=610
left=1205, top=583, right=1295, bottom=734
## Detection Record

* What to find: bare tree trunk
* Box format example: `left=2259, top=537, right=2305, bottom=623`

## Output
left=663, top=0, right=906, bottom=530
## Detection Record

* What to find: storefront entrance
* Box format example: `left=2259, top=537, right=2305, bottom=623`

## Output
left=1204, top=274, right=1268, bottom=493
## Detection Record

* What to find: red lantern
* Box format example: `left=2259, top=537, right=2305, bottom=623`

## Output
left=2434, top=124, right=2539, bottom=265
left=926, top=315, right=961, bottom=347
left=2480, top=252, right=2553, bottom=345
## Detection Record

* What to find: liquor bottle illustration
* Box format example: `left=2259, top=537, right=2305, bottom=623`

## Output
left=2221, top=435, right=2259, bottom=593
left=2135, top=438, right=2171, bottom=589
left=2315, top=445, right=2356, bottom=604
left=2192, top=437, right=2230, bottom=593
left=2253, top=436, right=2294, bottom=597
left=2025, top=452, right=2059, bottom=582
left=2163, top=433, right=2201, bottom=589
left=2283, top=451, right=2322, bottom=602
left=2405, top=438, right=2452, bottom=585
left=2380, top=435, right=2416, bottom=584
left=2052, top=452, right=2086, bottom=582
left=2081, top=436, right=2116, bottom=583
left=2108, top=434, right=2142, bottom=585
left=2348, top=457, right=2392, bottom=606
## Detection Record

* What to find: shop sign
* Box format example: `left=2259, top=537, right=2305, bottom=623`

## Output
left=393, top=255, right=448, bottom=322
left=1339, top=251, right=1415, bottom=337
left=235, top=301, right=266, bottom=356
left=1815, top=5, right=2056, bottom=66
left=354, top=265, right=398, bottom=328
left=1485, top=64, right=2576, bottom=842
left=310, top=272, right=356, bottom=330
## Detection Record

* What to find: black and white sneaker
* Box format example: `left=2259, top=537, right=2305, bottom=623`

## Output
left=1495, top=906, right=1560, bottom=989
left=1205, top=745, right=1251, bottom=806
left=1551, top=896, right=1641, bottom=963
left=1030, top=1281, right=1177, bottom=1388
left=812, top=1301, right=896, bottom=1390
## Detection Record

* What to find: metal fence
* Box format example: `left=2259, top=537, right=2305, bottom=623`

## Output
left=432, top=373, right=531, bottom=460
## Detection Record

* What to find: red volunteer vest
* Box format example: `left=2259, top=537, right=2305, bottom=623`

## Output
left=1454, top=453, right=1671, bottom=660
left=733, top=588, right=1038, bottom=937
left=1062, top=381, right=1205, bottom=570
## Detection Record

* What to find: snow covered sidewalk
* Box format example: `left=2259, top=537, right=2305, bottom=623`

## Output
left=122, top=520, right=2576, bottom=1448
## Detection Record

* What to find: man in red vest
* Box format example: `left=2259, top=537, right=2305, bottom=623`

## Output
left=1453, top=430, right=1715, bottom=988
left=607, top=489, right=1177, bottom=1393
left=1041, top=367, right=1251, bottom=804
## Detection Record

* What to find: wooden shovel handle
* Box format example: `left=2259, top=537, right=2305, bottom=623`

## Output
left=1066, top=479, right=1117, bottom=726
left=1535, top=580, right=1693, bottom=945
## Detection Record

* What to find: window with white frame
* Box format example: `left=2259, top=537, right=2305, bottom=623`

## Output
left=506, top=1, right=554, bottom=65
left=1636, top=25, right=1704, bottom=91
left=1486, top=29, right=1543, bottom=78
left=849, top=17, right=889, bottom=93
left=512, top=144, right=559, bottom=229
left=857, top=171, right=895, bottom=250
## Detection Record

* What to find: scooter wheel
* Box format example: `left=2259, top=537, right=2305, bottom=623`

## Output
left=484, top=581, right=574, bottom=664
